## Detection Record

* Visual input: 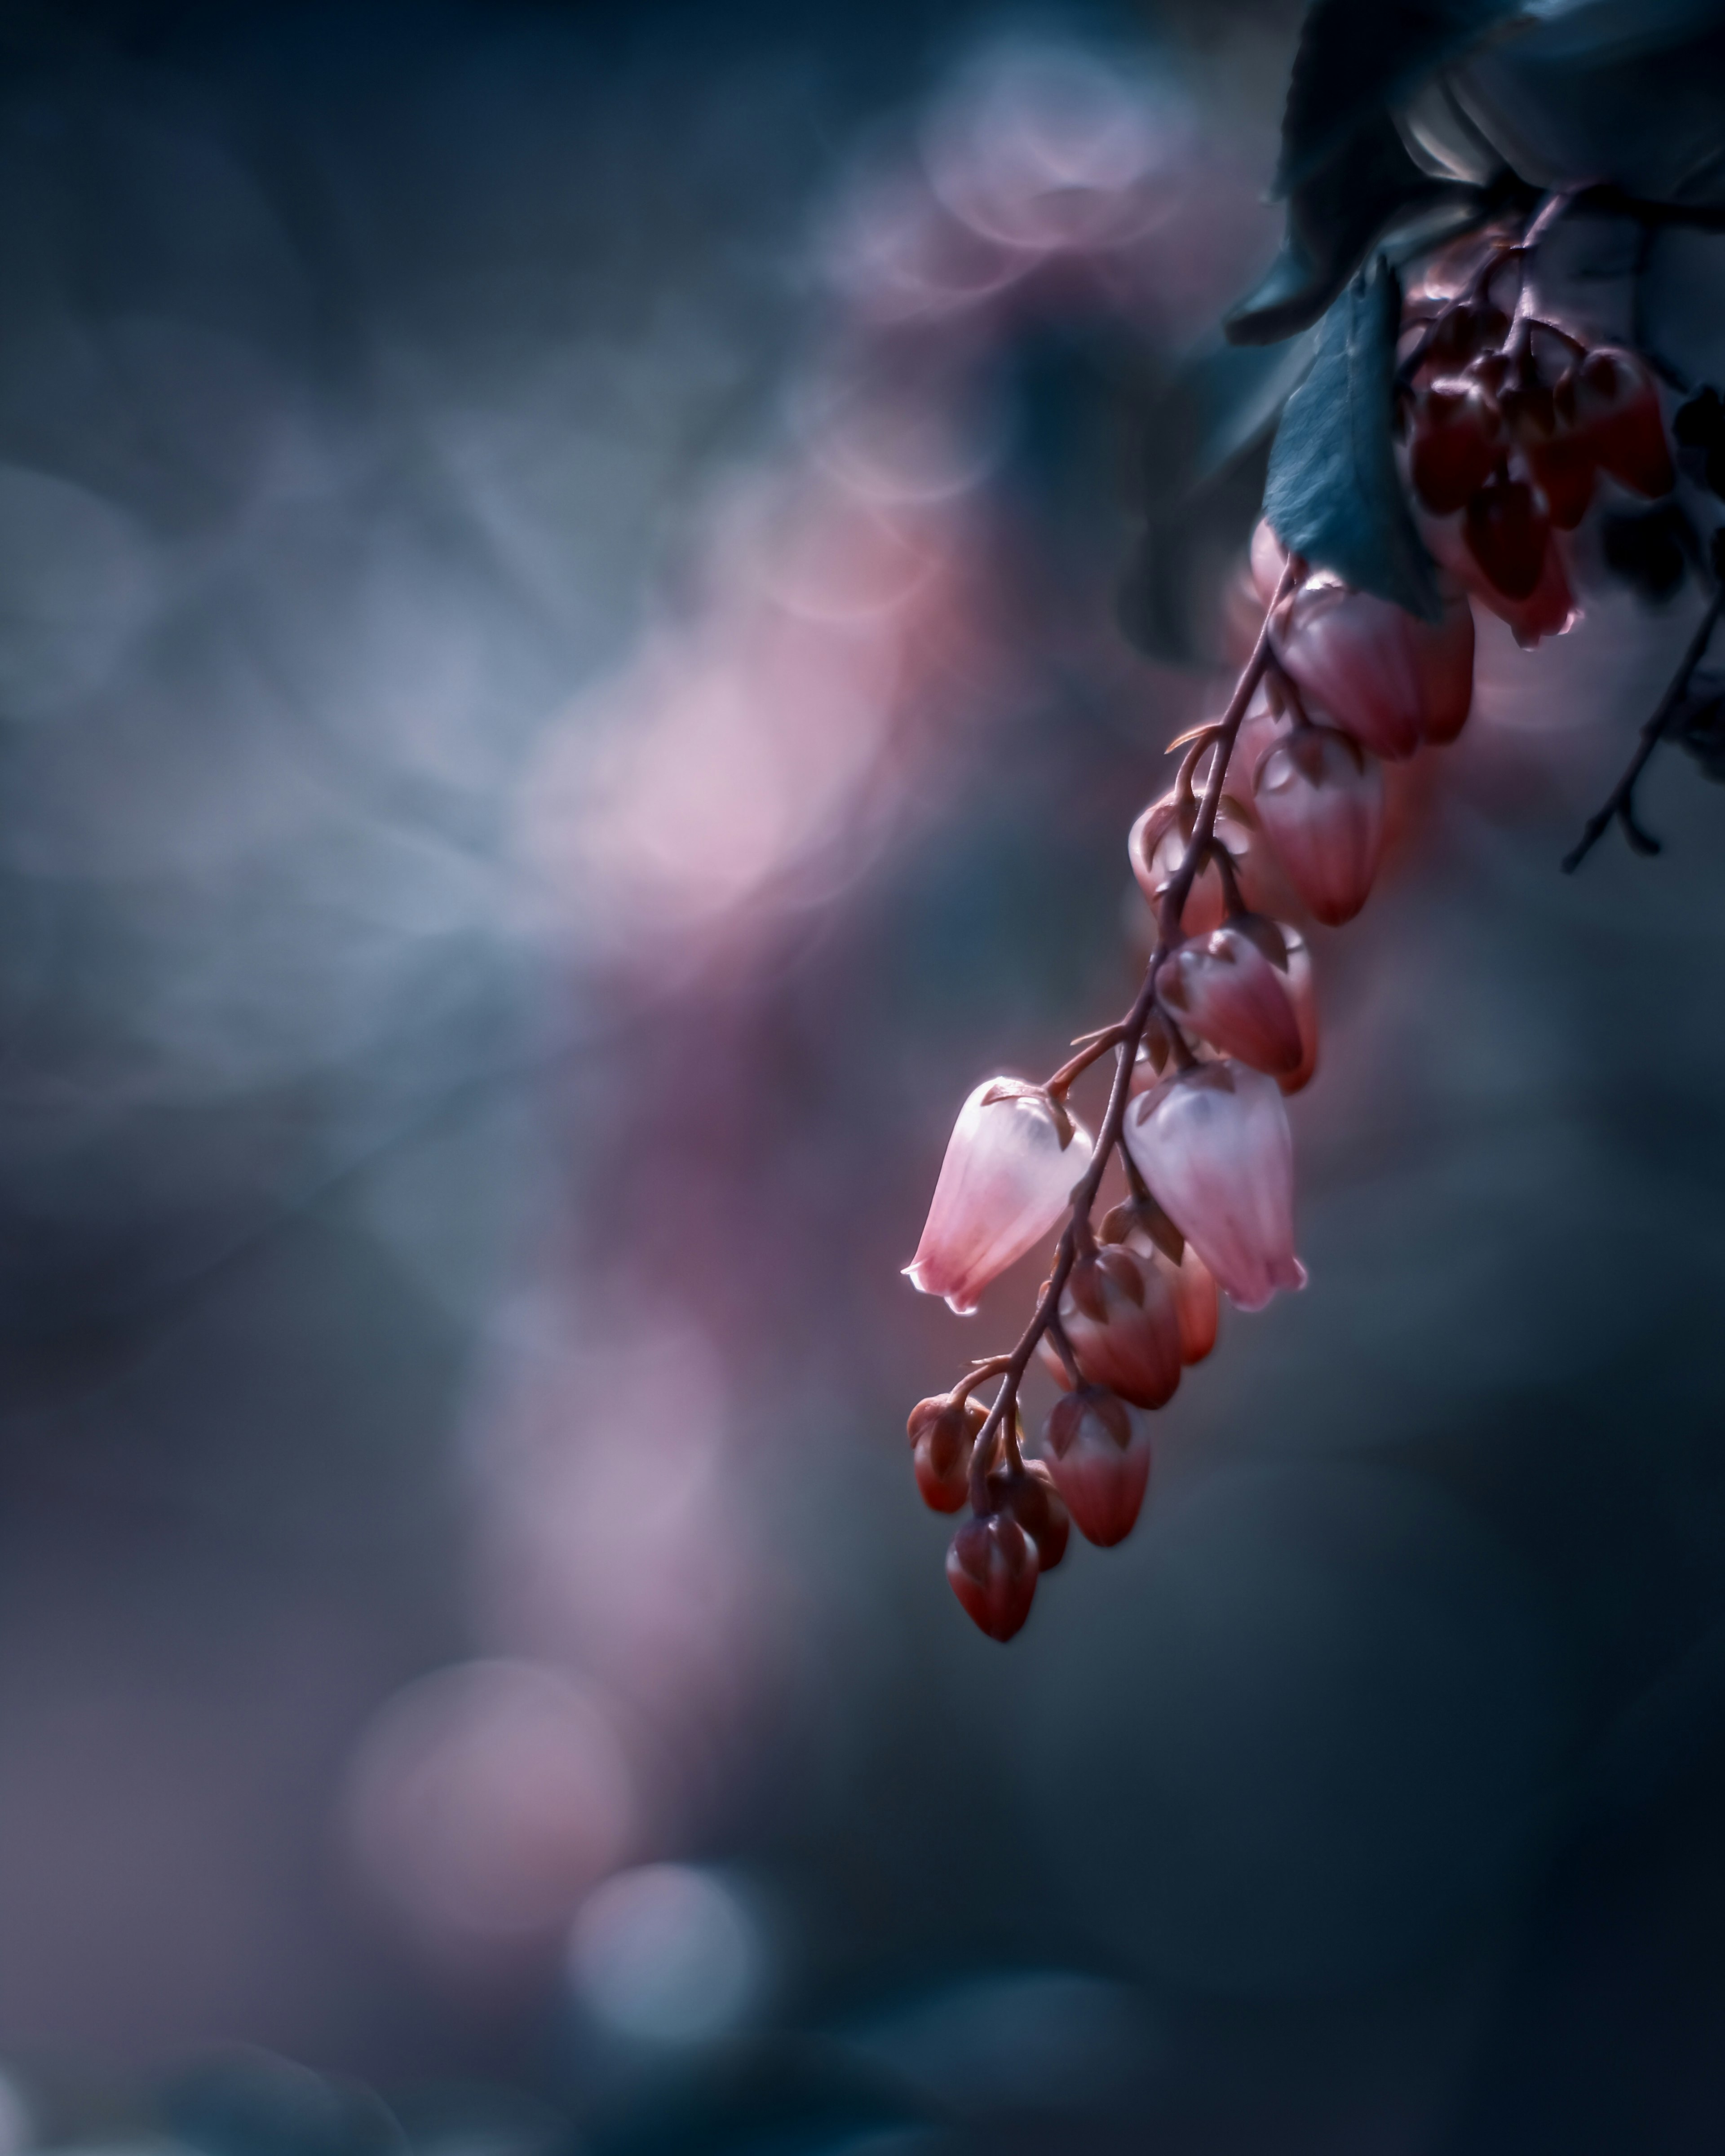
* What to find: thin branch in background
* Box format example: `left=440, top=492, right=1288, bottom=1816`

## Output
left=1562, top=588, right=1725, bottom=872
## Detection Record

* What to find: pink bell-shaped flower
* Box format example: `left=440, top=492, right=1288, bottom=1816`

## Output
left=1097, top=1193, right=1219, bottom=1365
left=947, top=1513, right=1039, bottom=1640
left=1043, top=1387, right=1152, bottom=1547
left=1271, top=581, right=1473, bottom=760
left=1252, top=725, right=1384, bottom=927
left=1035, top=1245, right=1181, bottom=1410
left=1123, top=1060, right=1305, bottom=1312
left=1158, top=924, right=1303, bottom=1076
left=906, top=1081, right=1092, bottom=1315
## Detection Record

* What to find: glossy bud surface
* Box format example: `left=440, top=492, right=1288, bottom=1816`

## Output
left=986, top=1461, right=1070, bottom=1571
left=947, top=1514, right=1039, bottom=1640
left=1044, top=1387, right=1151, bottom=1547
left=1056, top=1245, right=1182, bottom=1410
left=1465, top=476, right=1549, bottom=600
left=907, top=1393, right=985, bottom=1513
left=1410, top=378, right=1503, bottom=515
left=1159, top=924, right=1304, bottom=1076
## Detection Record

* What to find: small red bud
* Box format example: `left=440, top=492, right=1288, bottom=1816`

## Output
left=1409, top=378, right=1504, bottom=515
left=1505, top=380, right=1597, bottom=531
left=1252, top=725, right=1384, bottom=927
left=986, top=1460, right=1070, bottom=1571
left=1037, top=1245, right=1182, bottom=1409
left=947, top=1514, right=1039, bottom=1640
left=1464, top=475, right=1549, bottom=601
left=1159, top=924, right=1304, bottom=1076
left=907, top=1392, right=986, bottom=1513
left=1044, top=1387, right=1151, bottom=1547
left=1096, top=1196, right=1218, bottom=1364
left=1272, top=581, right=1473, bottom=759
left=1561, top=347, right=1674, bottom=499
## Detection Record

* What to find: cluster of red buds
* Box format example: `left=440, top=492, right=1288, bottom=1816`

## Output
left=1400, top=210, right=1675, bottom=646
left=900, top=192, right=1697, bottom=1642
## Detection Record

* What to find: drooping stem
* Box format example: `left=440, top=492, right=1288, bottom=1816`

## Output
left=1562, top=588, right=1725, bottom=872
left=964, top=559, right=1296, bottom=1511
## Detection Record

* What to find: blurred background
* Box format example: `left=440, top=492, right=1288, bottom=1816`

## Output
left=4, top=0, right=1725, bottom=2150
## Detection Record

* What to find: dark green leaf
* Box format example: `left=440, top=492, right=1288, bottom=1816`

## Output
left=1276, top=0, right=1529, bottom=196
left=1227, top=110, right=1470, bottom=345
left=1261, top=255, right=1442, bottom=618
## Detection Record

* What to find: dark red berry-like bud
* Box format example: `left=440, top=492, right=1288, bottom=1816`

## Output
left=1504, top=380, right=1596, bottom=531
left=986, top=1460, right=1070, bottom=1571
left=1561, top=347, right=1674, bottom=498
left=1158, top=923, right=1303, bottom=1077
left=1423, top=300, right=1509, bottom=376
left=947, top=1513, right=1039, bottom=1640
left=907, top=1392, right=985, bottom=1514
left=1465, top=475, right=1549, bottom=600
left=1410, top=378, right=1504, bottom=515
left=1252, top=724, right=1384, bottom=927
left=1044, top=1387, right=1151, bottom=1548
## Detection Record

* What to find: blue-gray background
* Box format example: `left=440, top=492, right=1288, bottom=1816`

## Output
left=4, top=2, right=1725, bottom=2151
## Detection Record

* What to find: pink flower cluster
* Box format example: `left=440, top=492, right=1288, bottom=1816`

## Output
left=901, top=525, right=1495, bottom=1641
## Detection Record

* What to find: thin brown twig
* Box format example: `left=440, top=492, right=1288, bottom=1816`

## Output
left=964, top=557, right=1298, bottom=1513
left=1562, top=588, right=1725, bottom=872
left=1044, top=1026, right=1128, bottom=1099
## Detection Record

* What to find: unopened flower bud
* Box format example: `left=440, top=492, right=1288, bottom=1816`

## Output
left=906, top=1392, right=986, bottom=1513
left=1464, top=474, right=1549, bottom=602
left=1271, top=581, right=1473, bottom=759
left=1252, top=725, right=1384, bottom=926
left=1409, top=377, right=1504, bottom=515
left=1169, top=1241, right=1219, bottom=1362
left=906, top=1080, right=1093, bottom=1315
left=1048, top=1245, right=1182, bottom=1409
left=1123, top=1061, right=1305, bottom=1312
left=1158, top=923, right=1303, bottom=1076
left=1093, top=1192, right=1218, bottom=1364
left=947, top=1513, right=1039, bottom=1641
left=1560, top=347, right=1673, bottom=499
left=1043, top=1387, right=1151, bottom=1547
left=985, top=1459, right=1070, bottom=1571
left=1129, top=796, right=1256, bottom=937
left=1418, top=501, right=1577, bottom=647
